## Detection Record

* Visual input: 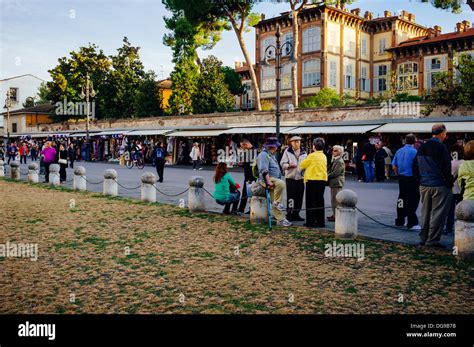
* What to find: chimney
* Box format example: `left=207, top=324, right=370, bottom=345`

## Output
left=456, top=22, right=463, bottom=33
left=408, top=13, right=416, bottom=22
left=351, top=8, right=361, bottom=16
left=400, top=10, right=409, bottom=21
left=462, top=20, right=471, bottom=30
left=261, top=14, right=265, bottom=21
left=364, top=11, right=373, bottom=20
left=384, top=10, right=392, bottom=18
left=433, top=25, right=442, bottom=36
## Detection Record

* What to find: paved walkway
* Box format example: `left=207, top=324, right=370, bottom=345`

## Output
left=6, top=159, right=454, bottom=248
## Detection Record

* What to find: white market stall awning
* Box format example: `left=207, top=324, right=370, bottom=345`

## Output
left=222, top=126, right=297, bottom=134
left=167, top=129, right=227, bottom=137
left=95, top=130, right=130, bottom=136
left=372, top=121, right=474, bottom=133
left=126, top=129, right=173, bottom=136
left=287, top=124, right=382, bottom=134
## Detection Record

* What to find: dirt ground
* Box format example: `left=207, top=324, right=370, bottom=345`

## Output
left=0, top=179, right=473, bottom=314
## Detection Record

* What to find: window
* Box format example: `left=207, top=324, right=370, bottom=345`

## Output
left=397, top=62, right=418, bottom=90
left=281, top=63, right=292, bottom=90
left=261, top=36, right=276, bottom=60
left=431, top=58, right=441, bottom=70
left=375, top=64, right=388, bottom=92
left=302, top=27, right=321, bottom=53
left=9, top=88, right=19, bottom=102
left=344, top=64, right=355, bottom=89
left=344, top=29, right=356, bottom=55
left=360, top=66, right=370, bottom=92
left=361, top=38, right=367, bottom=55
left=282, top=32, right=293, bottom=56
left=261, top=65, right=276, bottom=92
left=378, top=38, right=386, bottom=55
left=330, top=61, right=337, bottom=87
left=303, top=59, right=321, bottom=87
left=12, top=123, right=17, bottom=133
left=329, top=30, right=337, bottom=52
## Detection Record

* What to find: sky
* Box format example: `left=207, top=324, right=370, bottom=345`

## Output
left=0, top=0, right=473, bottom=82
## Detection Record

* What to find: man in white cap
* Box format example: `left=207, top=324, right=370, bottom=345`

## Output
left=280, top=136, right=307, bottom=221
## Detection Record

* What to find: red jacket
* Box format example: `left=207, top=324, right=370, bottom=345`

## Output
left=19, top=146, right=29, bottom=156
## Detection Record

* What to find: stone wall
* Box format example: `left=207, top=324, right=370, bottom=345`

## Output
left=41, top=104, right=473, bottom=132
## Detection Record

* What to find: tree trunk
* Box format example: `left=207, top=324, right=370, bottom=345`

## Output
left=232, top=24, right=262, bottom=111
left=291, top=10, right=299, bottom=108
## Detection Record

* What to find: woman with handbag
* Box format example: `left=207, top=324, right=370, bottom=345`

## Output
left=58, top=143, right=68, bottom=183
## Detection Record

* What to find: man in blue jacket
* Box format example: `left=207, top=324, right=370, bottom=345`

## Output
left=413, top=124, right=453, bottom=248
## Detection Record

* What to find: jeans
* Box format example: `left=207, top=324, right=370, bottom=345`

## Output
left=216, top=191, right=241, bottom=213
left=363, top=161, right=374, bottom=182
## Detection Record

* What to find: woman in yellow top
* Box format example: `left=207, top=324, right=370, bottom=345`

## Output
left=300, top=137, right=328, bottom=228
left=458, top=140, right=474, bottom=201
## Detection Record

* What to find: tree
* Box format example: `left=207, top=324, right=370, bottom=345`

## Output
left=193, top=56, right=235, bottom=114
left=422, top=53, right=474, bottom=116
left=299, top=87, right=343, bottom=108
left=46, top=43, right=111, bottom=121
left=36, top=82, right=51, bottom=104
left=103, top=37, right=146, bottom=119
left=222, top=66, right=244, bottom=95
left=164, top=14, right=200, bottom=114
left=134, top=71, right=163, bottom=117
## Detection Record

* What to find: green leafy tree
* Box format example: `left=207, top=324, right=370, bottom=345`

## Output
left=221, top=66, right=244, bottom=95
left=102, top=37, right=146, bottom=119
left=134, top=71, right=163, bottom=117
left=36, top=82, right=51, bottom=104
left=193, top=55, right=235, bottom=114
left=46, top=43, right=111, bottom=121
left=422, top=53, right=474, bottom=116
left=300, top=87, right=343, bottom=108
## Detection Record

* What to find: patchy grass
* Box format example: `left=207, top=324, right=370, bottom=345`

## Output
left=0, top=178, right=472, bottom=314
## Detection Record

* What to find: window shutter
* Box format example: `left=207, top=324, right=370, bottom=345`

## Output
left=424, top=57, right=431, bottom=89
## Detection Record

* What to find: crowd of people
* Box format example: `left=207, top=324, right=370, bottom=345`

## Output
left=211, top=123, right=473, bottom=249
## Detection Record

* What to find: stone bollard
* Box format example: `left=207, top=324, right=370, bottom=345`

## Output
left=455, top=200, right=474, bottom=260
left=73, top=166, right=87, bottom=191
left=335, top=189, right=358, bottom=239
left=49, top=164, right=60, bottom=186
left=188, top=176, right=205, bottom=212
left=28, top=163, right=39, bottom=183
left=0, top=160, right=4, bottom=177
left=10, top=161, right=20, bottom=180
left=141, top=172, right=156, bottom=203
left=250, top=196, right=269, bottom=224
left=103, top=169, right=118, bottom=197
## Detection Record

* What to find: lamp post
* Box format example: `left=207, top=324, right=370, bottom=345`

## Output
left=261, top=24, right=296, bottom=139
left=79, top=73, right=96, bottom=161
left=3, top=90, right=12, bottom=150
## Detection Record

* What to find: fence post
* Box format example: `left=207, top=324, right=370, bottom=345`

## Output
left=49, top=164, right=60, bottom=186
left=28, top=163, right=39, bottom=183
left=250, top=196, right=269, bottom=224
left=103, top=169, right=118, bottom=197
left=455, top=200, right=474, bottom=260
left=0, top=160, right=5, bottom=177
left=188, top=176, right=205, bottom=212
left=74, top=166, right=87, bottom=191
left=335, top=189, right=358, bottom=239
left=10, top=161, right=20, bottom=180
left=141, top=172, right=156, bottom=203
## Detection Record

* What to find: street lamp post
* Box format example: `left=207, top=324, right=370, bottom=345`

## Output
left=79, top=73, right=96, bottom=161
left=261, top=24, right=296, bottom=139
left=3, top=90, right=12, bottom=151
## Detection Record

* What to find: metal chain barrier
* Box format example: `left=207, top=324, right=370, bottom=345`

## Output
left=113, top=178, right=141, bottom=191
left=356, top=207, right=408, bottom=231
left=84, top=177, right=104, bottom=185
left=152, top=184, right=189, bottom=197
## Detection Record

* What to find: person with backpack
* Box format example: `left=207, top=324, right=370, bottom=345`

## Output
left=256, top=137, right=292, bottom=227
left=153, top=142, right=166, bottom=183
left=280, top=136, right=307, bottom=222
